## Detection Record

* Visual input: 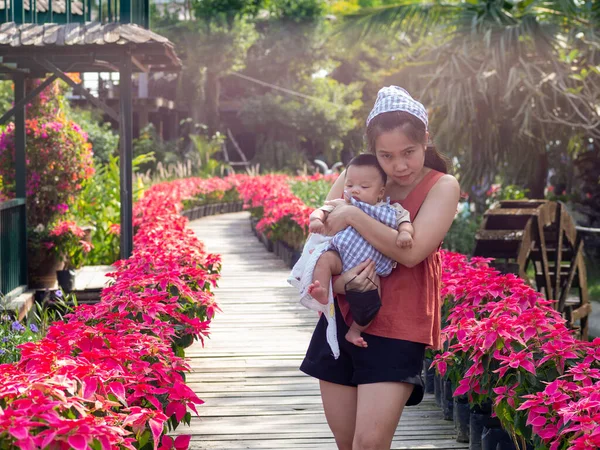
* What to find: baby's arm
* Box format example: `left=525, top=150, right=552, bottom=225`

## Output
left=396, top=222, right=415, bottom=248
left=393, top=205, right=414, bottom=248
left=309, top=208, right=329, bottom=234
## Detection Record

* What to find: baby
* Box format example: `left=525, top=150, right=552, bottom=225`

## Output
left=307, top=154, right=414, bottom=347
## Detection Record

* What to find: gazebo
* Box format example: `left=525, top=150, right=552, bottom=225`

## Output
left=0, top=0, right=180, bottom=298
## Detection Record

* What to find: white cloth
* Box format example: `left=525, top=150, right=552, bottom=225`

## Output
left=288, top=234, right=339, bottom=359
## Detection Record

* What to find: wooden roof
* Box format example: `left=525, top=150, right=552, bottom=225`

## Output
left=0, top=22, right=181, bottom=72
left=0, top=0, right=84, bottom=14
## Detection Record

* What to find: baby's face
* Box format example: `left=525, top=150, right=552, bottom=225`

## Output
left=344, top=165, right=385, bottom=205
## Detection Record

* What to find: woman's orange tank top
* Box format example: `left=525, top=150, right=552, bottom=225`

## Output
left=337, top=169, right=445, bottom=349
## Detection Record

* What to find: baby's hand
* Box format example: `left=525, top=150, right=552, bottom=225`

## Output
left=324, top=198, right=348, bottom=209
left=309, top=218, right=326, bottom=235
left=396, top=230, right=413, bottom=248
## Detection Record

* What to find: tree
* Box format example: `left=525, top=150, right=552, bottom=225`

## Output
left=337, top=0, right=600, bottom=198
left=152, top=0, right=262, bottom=136
left=239, top=77, right=363, bottom=171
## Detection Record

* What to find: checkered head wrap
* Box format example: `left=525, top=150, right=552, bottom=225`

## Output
left=366, top=86, right=428, bottom=129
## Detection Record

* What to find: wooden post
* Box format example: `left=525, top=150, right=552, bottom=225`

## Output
left=13, top=76, right=28, bottom=285
left=119, top=53, right=133, bottom=259
left=14, top=76, right=26, bottom=199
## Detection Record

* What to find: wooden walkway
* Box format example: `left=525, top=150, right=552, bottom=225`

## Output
left=185, top=212, right=469, bottom=449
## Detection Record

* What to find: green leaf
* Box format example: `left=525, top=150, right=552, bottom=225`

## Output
left=138, top=430, right=151, bottom=448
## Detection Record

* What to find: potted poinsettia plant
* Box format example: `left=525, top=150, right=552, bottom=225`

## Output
left=47, top=220, right=92, bottom=292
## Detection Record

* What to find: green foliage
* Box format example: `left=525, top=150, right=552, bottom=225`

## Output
left=0, top=290, right=76, bottom=363
left=133, top=124, right=183, bottom=173
left=269, top=0, right=326, bottom=22
left=192, top=0, right=263, bottom=28
left=71, top=154, right=151, bottom=265
left=486, top=184, right=529, bottom=209
left=0, top=312, right=42, bottom=364
left=240, top=77, right=363, bottom=170
left=68, top=108, right=119, bottom=165
left=335, top=0, right=600, bottom=198
left=442, top=204, right=482, bottom=256
left=289, top=178, right=333, bottom=208
left=32, top=290, right=78, bottom=337
left=0, top=80, right=13, bottom=115
left=189, top=132, right=231, bottom=177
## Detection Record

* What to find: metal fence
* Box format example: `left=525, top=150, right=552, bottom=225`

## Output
left=0, top=198, right=27, bottom=298
left=2, top=0, right=150, bottom=28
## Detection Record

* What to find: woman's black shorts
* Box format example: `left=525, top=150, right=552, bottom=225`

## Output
left=300, top=301, right=426, bottom=406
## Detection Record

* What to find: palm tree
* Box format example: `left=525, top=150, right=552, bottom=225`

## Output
left=337, top=0, right=600, bottom=198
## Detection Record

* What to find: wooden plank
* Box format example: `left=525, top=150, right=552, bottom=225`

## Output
left=180, top=212, right=466, bottom=449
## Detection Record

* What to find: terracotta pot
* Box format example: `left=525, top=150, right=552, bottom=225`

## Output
left=29, top=248, right=64, bottom=289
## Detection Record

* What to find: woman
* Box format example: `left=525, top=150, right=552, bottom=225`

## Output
left=300, top=86, right=460, bottom=450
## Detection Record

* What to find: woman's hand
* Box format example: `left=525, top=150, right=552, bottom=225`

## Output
left=333, top=260, right=380, bottom=294
left=322, top=202, right=356, bottom=235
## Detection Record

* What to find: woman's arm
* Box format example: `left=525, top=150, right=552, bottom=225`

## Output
left=325, top=170, right=346, bottom=201
left=327, top=175, right=460, bottom=268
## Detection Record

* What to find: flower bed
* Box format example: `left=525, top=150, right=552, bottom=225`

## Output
left=0, top=179, right=231, bottom=449
left=2, top=173, right=597, bottom=450
left=432, top=252, right=599, bottom=450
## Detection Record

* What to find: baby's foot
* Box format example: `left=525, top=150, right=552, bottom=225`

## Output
left=345, top=328, right=368, bottom=348
left=307, top=280, right=328, bottom=305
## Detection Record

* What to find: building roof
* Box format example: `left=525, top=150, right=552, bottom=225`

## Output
left=0, top=0, right=84, bottom=14
left=0, top=22, right=181, bottom=73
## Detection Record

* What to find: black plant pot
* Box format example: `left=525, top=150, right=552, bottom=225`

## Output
left=173, top=332, right=195, bottom=349
left=481, top=425, right=516, bottom=450
left=469, top=401, right=495, bottom=450
left=469, top=411, right=485, bottom=450
left=290, top=250, right=301, bottom=268
left=56, top=269, right=76, bottom=293
left=454, top=396, right=470, bottom=443
left=281, top=242, right=291, bottom=265
left=197, top=205, right=206, bottom=218
left=264, top=236, right=273, bottom=252
left=442, top=380, right=454, bottom=421
left=423, top=358, right=435, bottom=394
left=433, top=374, right=442, bottom=407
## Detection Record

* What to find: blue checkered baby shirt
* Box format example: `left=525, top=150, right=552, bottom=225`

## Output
left=329, top=198, right=405, bottom=277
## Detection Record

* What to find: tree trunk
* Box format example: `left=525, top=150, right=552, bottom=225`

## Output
left=527, top=150, right=548, bottom=199
left=205, top=68, right=220, bottom=137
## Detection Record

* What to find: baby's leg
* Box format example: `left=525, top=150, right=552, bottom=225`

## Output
left=307, top=251, right=342, bottom=305
left=345, top=321, right=370, bottom=348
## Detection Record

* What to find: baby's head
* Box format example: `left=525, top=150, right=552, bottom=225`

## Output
left=344, top=154, right=387, bottom=205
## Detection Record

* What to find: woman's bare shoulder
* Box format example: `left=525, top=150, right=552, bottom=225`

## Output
left=433, top=173, right=460, bottom=193
left=424, top=173, right=460, bottom=205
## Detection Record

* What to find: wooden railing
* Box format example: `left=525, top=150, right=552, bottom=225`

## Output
left=2, top=0, right=150, bottom=28
left=0, top=198, right=27, bottom=298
